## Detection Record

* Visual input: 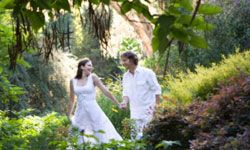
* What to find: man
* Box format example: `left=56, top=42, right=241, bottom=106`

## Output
left=119, top=51, right=161, bottom=140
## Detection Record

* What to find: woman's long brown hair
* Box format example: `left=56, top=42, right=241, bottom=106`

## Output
left=75, top=58, right=90, bottom=79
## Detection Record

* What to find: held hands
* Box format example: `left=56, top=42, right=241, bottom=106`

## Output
left=118, top=101, right=127, bottom=109
left=67, top=112, right=73, bottom=121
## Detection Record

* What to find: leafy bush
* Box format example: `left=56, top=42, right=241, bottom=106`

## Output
left=0, top=110, right=160, bottom=150
left=0, top=67, right=25, bottom=106
left=184, top=0, right=250, bottom=70
left=145, top=73, right=250, bottom=149
left=0, top=111, right=69, bottom=150
left=165, top=50, right=250, bottom=104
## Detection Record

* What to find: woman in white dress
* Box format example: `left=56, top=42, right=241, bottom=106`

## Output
left=67, top=58, right=122, bottom=144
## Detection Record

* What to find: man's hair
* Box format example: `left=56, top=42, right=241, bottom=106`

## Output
left=121, top=51, right=138, bottom=65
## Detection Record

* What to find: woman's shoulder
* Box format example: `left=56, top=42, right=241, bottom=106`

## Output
left=91, top=73, right=99, bottom=80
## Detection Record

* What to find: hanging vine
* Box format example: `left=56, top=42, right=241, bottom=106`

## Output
left=85, top=2, right=112, bottom=50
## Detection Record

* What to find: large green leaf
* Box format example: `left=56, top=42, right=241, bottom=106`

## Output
left=73, top=0, right=82, bottom=6
left=153, top=27, right=169, bottom=54
left=195, top=23, right=214, bottom=31
left=191, top=16, right=205, bottom=26
left=0, top=0, right=14, bottom=9
left=158, top=15, right=176, bottom=28
left=102, top=0, right=110, bottom=5
left=121, top=1, right=132, bottom=14
left=152, top=26, right=160, bottom=52
left=198, top=4, right=222, bottom=15
left=152, top=36, right=159, bottom=52
left=25, top=10, right=45, bottom=32
left=90, top=0, right=100, bottom=5
left=140, top=7, right=153, bottom=21
left=158, top=37, right=169, bottom=54
left=189, top=34, right=208, bottom=48
left=52, top=0, right=71, bottom=11
left=0, top=66, right=3, bottom=74
left=191, top=16, right=214, bottom=31
left=171, top=27, right=189, bottom=43
left=36, top=1, right=52, bottom=10
left=132, top=0, right=152, bottom=21
left=178, top=15, right=192, bottom=25
left=180, top=0, right=193, bottom=11
left=169, top=6, right=181, bottom=15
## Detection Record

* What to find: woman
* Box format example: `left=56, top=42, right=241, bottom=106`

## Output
left=67, top=58, right=122, bottom=144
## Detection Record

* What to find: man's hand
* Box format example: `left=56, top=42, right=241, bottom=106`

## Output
left=67, top=112, right=73, bottom=119
left=119, top=101, right=127, bottom=109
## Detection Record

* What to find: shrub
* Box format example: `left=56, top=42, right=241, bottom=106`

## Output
left=165, top=50, right=250, bottom=105
left=0, top=111, right=69, bottom=150
left=145, top=73, right=250, bottom=149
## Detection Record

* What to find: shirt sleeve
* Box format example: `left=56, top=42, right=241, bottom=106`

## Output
left=122, top=74, right=129, bottom=97
left=147, top=70, right=161, bottom=95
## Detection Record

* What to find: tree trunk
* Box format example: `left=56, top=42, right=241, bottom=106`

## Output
left=110, top=2, right=153, bottom=56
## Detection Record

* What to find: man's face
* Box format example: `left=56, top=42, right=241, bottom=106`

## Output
left=121, top=56, right=132, bottom=69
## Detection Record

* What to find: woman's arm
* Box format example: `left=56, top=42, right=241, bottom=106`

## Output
left=67, top=79, right=75, bottom=117
left=92, top=74, right=120, bottom=106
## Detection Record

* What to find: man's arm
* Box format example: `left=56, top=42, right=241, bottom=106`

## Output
left=147, top=70, right=162, bottom=104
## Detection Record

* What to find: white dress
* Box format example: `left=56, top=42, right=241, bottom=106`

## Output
left=70, top=74, right=122, bottom=144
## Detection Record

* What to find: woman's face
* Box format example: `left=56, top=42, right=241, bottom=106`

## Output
left=81, top=61, right=93, bottom=75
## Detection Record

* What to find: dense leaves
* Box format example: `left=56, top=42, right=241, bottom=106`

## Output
left=166, top=50, right=250, bottom=104
left=1, top=0, right=221, bottom=53
left=145, top=73, right=250, bottom=149
left=152, top=0, right=221, bottom=54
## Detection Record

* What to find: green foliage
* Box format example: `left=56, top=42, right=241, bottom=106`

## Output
left=0, top=111, right=69, bottom=150
left=146, top=74, right=250, bottom=149
left=165, top=50, right=250, bottom=105
left=0, top=12, right=12, bottom=65
left=2, top=0, right=71, bottom=32
left=183, top=0, right=250, bottom=70
left=0, top=67, right=25, bottom=105
left=24, top=10, right=45, bottom=32
left=120, top=0, right=152, bottom=21
left=152, top=0, right=221, bottom=54
left=198, top=3, right=222, bottom=15
left=2, top=0, right=221, bottom=52
left=67, top=138, right=148, bottom=150
left=144, top=0, right=250, bottom=76
left=118, top=38, right=141, bottom=54
left=0, top=110, right=161, bottom=150
left=71, top=8, right=120, bottom=78
left=22, top=55, right=68, bottom=113
left=117, top=37, right=144, bottom=64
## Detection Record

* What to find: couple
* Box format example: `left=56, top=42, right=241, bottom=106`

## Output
left=67, top=51, right=161, bottom=144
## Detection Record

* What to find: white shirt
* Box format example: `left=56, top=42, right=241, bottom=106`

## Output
left=122, top=66, right=161, bottom=119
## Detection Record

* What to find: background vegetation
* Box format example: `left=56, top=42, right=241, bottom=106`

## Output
left=0, top=0, right=250, bottom=149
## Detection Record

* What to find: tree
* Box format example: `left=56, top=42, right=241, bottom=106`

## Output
left=0, top=0, right=222, bottom=70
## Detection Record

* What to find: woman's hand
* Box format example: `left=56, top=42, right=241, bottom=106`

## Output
left=119, top=101, right=127, bottom=109
left=119, top=96, right=129, bottom=109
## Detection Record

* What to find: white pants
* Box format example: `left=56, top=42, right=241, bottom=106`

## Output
left=131, top=116, right=152, bottom=140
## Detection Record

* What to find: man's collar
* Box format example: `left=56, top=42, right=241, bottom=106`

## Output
left=135, top=66, right=141, bottom=73
left=128, top=66, right=141, bottom=74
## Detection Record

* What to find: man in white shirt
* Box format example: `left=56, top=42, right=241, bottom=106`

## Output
left=119, top=51, right=161, bottom=140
